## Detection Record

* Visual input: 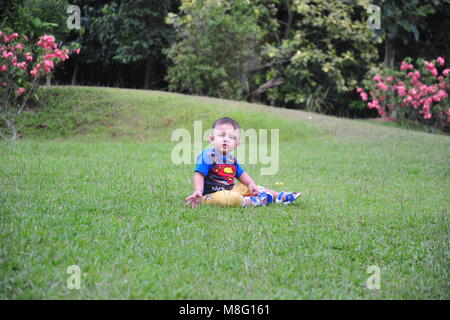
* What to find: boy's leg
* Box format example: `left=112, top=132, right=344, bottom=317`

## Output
left=231, top=183, right=264, bottom=196
left=231, top=183, right=273, bottom=206
left=202, top=188, right=272, bottom=207
left=202, top=190, right=243, bottom=207
left=232, top=183, right=280, bottom=199
left=231, top=183, right=299, bottom=205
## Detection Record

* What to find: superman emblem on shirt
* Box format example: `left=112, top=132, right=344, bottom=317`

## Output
left=212, top=164, right=236, bottom=184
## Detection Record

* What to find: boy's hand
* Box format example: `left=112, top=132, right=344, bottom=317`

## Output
left=185, top=191, right=203, bottom=208
left=248, top=183, right=259, bottom=196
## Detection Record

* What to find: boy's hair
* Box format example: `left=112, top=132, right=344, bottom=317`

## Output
left=212, top=117, right=240, bottom=130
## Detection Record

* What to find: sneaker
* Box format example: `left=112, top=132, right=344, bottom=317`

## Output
left=247, top=192, right=273, bottom=207
left=258, top=191, right=273, bottom=206
left=275, top=191, right=301, bottom=205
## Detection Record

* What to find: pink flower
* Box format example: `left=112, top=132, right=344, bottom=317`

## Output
left=360, top=92, right=368, bottom=101
left=17, top=61, right=27, bottom=71
left=368, top=99, right=380, bottom=109
left=403, top=96, right=413, bottom=104
left=75, top=48, right=80, bottom=54
left=44, top=53, right=55, bottom=60
left=16, top=87, right=25, bottom=96
left=25, top=52, right=33, bottom=61
left=437, top=89, right=448, bottom=100
left=373, top=75, right=382, bottom=82
left=15, top=43, right=24, bottom=50
left=386, top=76, right=394, bottom=82
left=2, top=51, right=13, bottom=59
left=424, top=113, right=432, bottom=119
left=37, top=34, right=57, bottom=50
left=431, top=68, right=438, bottom=77
left=1, top=82, right=6, bottom=88
left=427, top=85, right=436, bottom=94
left=425, top=61, right=435, bottom=71
left=357, top=87, right=364, bottom=93
left=0, top=64, right=6, bottom=72
left=53, top=49, right=69, bottom=61
left=443, top=69, right=450, bottom=76
left=400, top=61, right=413, bottom=71
left=433, top=94, right=441, bottom=102
left=375, top=82, right=388, bottom=91
left=437, top=57, right=445, bottom=66
left=397, top=86, right=406, bottom=96
left=43, top=59, right=54, bottom=73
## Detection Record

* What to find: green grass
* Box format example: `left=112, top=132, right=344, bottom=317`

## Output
left=1, top=86, right=449, bottom=299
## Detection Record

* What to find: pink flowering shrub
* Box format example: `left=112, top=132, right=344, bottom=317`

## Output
left=357, top=57, right=450, bottom=132
left=0, top=30, right=79, bottom=140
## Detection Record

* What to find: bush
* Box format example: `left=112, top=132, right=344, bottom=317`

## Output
left=358, top=57, right=450, bottom=133
left=0, top=29, right=76, bottom=140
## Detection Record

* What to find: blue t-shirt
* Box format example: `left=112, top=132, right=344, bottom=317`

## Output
left=194, top=148, right=245, bottom=195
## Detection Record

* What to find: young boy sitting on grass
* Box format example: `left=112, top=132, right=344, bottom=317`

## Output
left=185, top=117, right=301, bottom=208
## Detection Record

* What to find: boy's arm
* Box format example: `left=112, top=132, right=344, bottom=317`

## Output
left=237, top=172, right=259, bottom=195
left=193, top=171, right=204, bottom=194
left=185, top=172, right=204, bottom=208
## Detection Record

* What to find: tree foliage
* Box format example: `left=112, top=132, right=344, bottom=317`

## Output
left=260, top=0, right=379, bottom=112
left=165, top=0, right=264, bottom=99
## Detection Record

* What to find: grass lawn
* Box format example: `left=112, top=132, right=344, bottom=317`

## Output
left=1, top=86, right=449, bottom=299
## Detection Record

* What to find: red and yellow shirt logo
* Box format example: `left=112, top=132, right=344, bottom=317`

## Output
left=212, top=164, right=236, bottom=184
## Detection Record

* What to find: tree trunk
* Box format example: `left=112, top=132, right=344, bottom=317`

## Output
left=71, top=59, right=79, bottom=85
left=115, top=65, right=124, bottom=88
left=384, top=38, right=395, bottom=69
left=144, top=58, right=154, bottom=89
left=46, top=75, right=51, bottom=86
left=284, top=0, right=294, bottom=39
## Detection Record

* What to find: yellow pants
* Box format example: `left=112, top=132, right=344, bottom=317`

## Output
left=202, top=183, right=261, bottom=207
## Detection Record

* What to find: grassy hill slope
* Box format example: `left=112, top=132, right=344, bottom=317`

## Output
left=1, top=86, right=449, bottom=299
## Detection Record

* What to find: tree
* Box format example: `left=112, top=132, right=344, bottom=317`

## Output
left=165, top=0, right=264, bottom=99
left=94, top=0, right=178, bottom=89
left=259, top=0, right=379, bottom=114
left=0, top=0, right=69, bottom=38
left=374, top=0, right=442, bottom=68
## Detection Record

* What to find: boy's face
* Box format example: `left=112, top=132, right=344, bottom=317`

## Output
left=210, top=123, right=240, bottom=155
